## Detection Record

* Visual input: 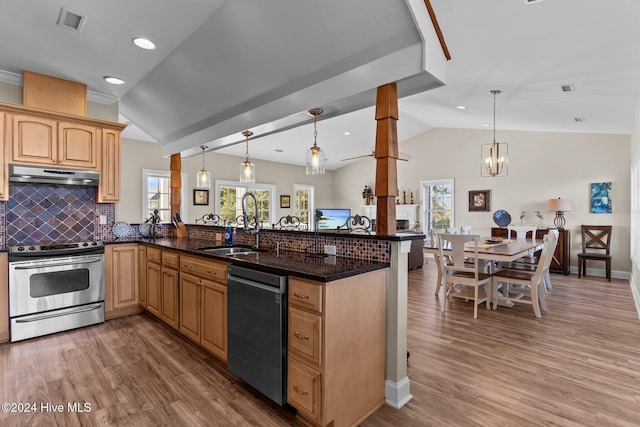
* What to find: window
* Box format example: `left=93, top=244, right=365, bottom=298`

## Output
left=420, top=178, right=454, bottom=241
left=293, top=184, right=315, bottom=230
left=142, top=169, right=186, bottom=223
left=215, top=180, right=276, bottom=228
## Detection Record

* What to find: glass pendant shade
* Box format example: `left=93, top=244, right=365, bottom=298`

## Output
left=196, top=145, right=211, bottom=188
left=240, top=159, right=255, bottom=183
left=240, top=130, right=255, bottom=183
left=481, top=90, right=508, bottom=177
left=306, top=145, right=325, bottom=175
left=306, top=107, right=326, bottom=175
left=196, top=169, right=211, bottom=188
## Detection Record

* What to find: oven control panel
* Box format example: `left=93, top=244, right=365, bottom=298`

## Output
left=9, top=241, right=104, bottom=257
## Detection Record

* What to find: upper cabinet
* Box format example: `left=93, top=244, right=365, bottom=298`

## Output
left=0, top=102, right=126, bottom=203
left=98, top=128, right=121, bottom=203
left=12, top=115, right=98, bottom=168
left=0, top=112, right=7, bottom=201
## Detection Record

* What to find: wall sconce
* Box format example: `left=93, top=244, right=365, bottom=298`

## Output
left=547, top=197, right=572, bottom=230
left=239, top=130, right=255, bottom=183
left=196, top=145, right=211, bottom=188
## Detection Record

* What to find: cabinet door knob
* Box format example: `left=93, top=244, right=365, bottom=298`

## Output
left=292, top=385, right=308, bottom=396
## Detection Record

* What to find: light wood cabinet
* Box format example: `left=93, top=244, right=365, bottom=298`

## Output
left=161, top=263, right=180, bottom=330
left=0, top=102, right=125, bottom=203
left=146, top=261, right=162, bottom=318
left=179, top=272, right=202, bottom=342
left=11, top=114, right=98, bottom=168
left=0, top=112, right=7, bottom=201
left=104, top=244, right=143, bottom=320
left=0, top=252, right=8, bottom=343
left=201, top=278, right=227, bottom=362
left=287, top=270, right=386, bottom=427
left=179, top=254, right=229, bottom=362
left=97, top=128, right=121, bottom=202
left=138, top=245, right=147, bottom=308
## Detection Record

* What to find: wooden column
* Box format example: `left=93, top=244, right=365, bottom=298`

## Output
left=170, top=153, right=182, bottom=236
left=374, top=83, right=399, bottom=235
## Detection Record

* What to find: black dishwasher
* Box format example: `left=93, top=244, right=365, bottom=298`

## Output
left=227, top=265, right=288, bottom=405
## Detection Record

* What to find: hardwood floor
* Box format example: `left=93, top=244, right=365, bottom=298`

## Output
left=1, top=262, right=639, bottom=426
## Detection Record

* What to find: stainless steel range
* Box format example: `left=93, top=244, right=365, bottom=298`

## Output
left=8, top=241, right=105, bottom=342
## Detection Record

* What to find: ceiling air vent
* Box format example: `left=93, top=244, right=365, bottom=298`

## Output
left=56, top=7, right=87, bottom=32
left=524, top=0, right=543, bottom=4
left=561, top=84, right=575, bottom=92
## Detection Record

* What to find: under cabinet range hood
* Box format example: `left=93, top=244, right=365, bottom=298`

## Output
left=9, top=164, right=100, bottom=186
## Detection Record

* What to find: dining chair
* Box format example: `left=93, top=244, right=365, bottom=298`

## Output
left=507, top=225, right=537, bottom=240
left=577, top=225, right=612, bottom=281
left=430, top=228, right=446, bottom=295
left=438, top=234, right=492, bottom=319
left=461, top=226, right=472, bottom=235
left=446, top=227, right=459, bottom=234
left=491, top=231, right=558, bottom=318
left=501, top=229, right=558, bottom=292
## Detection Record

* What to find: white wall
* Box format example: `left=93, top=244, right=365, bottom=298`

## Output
left=118, top=138, right=336, bottom=224
left=335, top=127, right=632, bottom=272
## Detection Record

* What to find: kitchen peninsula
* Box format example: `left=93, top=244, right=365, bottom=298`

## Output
left=103, top=226, right=422, bottom=427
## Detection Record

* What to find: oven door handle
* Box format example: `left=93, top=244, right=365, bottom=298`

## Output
left=12, top=258, right=103, bottom=270
left=14, top=304, right=103, bottom=323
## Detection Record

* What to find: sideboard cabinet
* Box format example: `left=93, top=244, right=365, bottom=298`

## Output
left=491, top=227, right=570, bottom=275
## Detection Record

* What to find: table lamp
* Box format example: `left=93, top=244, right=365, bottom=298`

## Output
left=547, top=198, right=572, bottom=230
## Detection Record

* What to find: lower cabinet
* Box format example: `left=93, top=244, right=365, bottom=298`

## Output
left=200, top=279, right=227, bottom=362
left=179, top=255, right=229, bottom=363
left=105, top=244, right=143, bottom=320
left=146, top=261, right=162, bottom=318
left=138, top=245, right=147, bottom=308
left=287, top=270, right=386, bottom=427
left=161, top=266, right=179, bottom=329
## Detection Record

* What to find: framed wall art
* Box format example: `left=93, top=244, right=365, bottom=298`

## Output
left=469, top=190, right=491, bottom=212
left=280, top=195, right=291, bottom=208
left=193, top=189, right=209, bottom=206
left=590, top=182, right=612, bottom=213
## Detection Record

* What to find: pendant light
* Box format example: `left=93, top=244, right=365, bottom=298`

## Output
left=240, top=130, right=255, bottom=183
left=306, top=107, right=326, bottom=175
left=196, top=145, right=211, bottom=188
left=482, top=90, right=508, bottom=177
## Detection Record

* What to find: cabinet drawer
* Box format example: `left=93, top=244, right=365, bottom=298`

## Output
left=146, top=247, right=161, bottom=264
left=162, top=250, right=180, bottom=269
left=181, top=255, right=228, bottom=283
left=288, top=360, right=321, bottom=421
left=289, top=278, right=322, bottom=313
left=289, top=307, right=322, bottom=366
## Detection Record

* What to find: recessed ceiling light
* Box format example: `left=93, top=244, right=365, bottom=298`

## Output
left=524, top=0, right=543, bottom=4
left=456, top=105, right=466, bottom=110
left=275, top=149, right=284, bottom=153
left=343, top=131, right=351, bottom=136
left=482, top=123, right=492, bottom=127
left=133, top=37, right=156, bottom=50
left=104, top=76, right=125, bottom=85
left=574, top=117, right=586, bottom=122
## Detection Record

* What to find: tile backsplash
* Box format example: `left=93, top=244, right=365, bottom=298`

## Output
left=5, top=183, right=99, bottom=246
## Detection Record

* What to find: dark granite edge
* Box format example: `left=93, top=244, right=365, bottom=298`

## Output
left=117, top=237, right=389, bottom=282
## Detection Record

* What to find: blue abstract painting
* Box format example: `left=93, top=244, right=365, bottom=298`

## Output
left=590, top=182, right=612, bottom=213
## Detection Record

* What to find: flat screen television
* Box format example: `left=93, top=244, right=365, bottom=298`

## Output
left=315, top=209, right=351, bottom=230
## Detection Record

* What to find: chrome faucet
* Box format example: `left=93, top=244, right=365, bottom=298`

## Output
left=276, top=241, right=288, bottom=256
left=242, top=191, right=260, bottom=249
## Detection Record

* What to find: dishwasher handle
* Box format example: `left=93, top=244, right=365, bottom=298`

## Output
left=228, top=274, right=283, bottom=294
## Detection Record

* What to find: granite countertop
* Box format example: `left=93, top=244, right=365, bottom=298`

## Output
left=117, top=237, right=389, bottom=282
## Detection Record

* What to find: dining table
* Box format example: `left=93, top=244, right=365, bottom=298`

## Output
left=422, top=236, right=545, bottom=307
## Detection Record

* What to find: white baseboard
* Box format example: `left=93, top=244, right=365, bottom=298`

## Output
left=385, top=377, right=413, bottom=409
left=630, top=274, right=640, bottom=320
left=567, top=266, right=630, bottom=280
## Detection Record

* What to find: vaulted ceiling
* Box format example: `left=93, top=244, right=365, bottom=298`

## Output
left=1, top=0, right=639, bottom=170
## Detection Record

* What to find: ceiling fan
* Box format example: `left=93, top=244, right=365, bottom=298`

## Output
left=341, top=148, right=412, bottom=162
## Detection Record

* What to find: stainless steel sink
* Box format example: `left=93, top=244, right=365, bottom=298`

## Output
left=201, top=247, right=257, bottom=255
